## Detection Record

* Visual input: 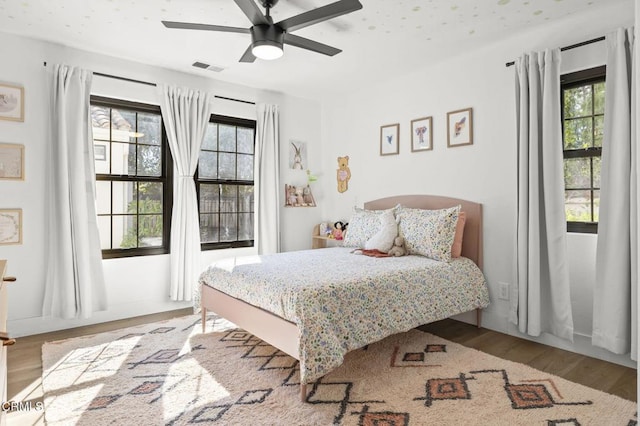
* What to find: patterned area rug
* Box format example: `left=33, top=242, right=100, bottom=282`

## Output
left=42, top=315, right=636, bottom=425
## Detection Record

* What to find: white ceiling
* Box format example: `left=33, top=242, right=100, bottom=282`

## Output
left=0, top=0, right=629, bottom=100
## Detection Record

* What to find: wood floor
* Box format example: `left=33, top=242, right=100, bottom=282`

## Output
left=5, top=310, right=636, bottom=425
left=419, top=319, right=637, bottom=402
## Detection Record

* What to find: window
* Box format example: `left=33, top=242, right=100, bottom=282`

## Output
left=196, top=115, right=256, bottom=250
left=91, top=96, right=172, bottom=258
left=561, top=66, right=605, bottom=234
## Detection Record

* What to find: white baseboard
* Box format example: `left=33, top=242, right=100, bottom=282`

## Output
left=8, top=300, right=192, bottom=338
left=453, top=310, right=637, bottom=369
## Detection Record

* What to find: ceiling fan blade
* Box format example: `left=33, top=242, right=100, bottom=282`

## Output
left=233, top=0, right=269, bottom=26
left=284, top=33, right=341, bottom=56
left=162, top=21, right=250, bottom=34
left=277, top=0, right=362, bottom=32
left=239, top=45, right=257, bottom=63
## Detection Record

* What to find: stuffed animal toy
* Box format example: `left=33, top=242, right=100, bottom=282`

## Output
left=387, top=236, right=408, bottom=257
left=286, top=185, right=298, bottom=206
left=333, top=221, right=348, bottom=240
left=336, top=156, right=351, bottom=193
left=295, top=186, right=306, bottom=206
left=303, top=185, right=315, bottom=205
left=364, top=210, right=398, bottom=253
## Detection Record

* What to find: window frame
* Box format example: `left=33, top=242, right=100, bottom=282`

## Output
left=91, top=96, right=173, bottom=259
left=560, top=65, right=605, bottom=234
left=196, top=114, right=256, bottom=251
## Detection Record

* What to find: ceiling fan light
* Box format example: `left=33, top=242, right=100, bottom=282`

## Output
left=252, top=42, right=283, bottom=60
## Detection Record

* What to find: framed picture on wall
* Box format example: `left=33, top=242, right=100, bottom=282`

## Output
left=411, top=116, right=433, bottom=152
left=0, top=143, right=24, bottom=180
left=0, top=209, right=22, bottom=245
left=380, top=123, right=399, bottom=156
left=447, top=107, right=473, bottom=147
left=0, top=83, right=24, bottom=122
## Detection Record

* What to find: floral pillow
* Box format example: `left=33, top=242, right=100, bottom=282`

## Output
left=397, top=205, right=461, bottom=262
left=343, top=205, right=399, bottom=248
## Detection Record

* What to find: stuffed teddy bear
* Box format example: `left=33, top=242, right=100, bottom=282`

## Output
left=336, top=156, right=351, bottom=193
left=387, top=236, right=408, bottom=257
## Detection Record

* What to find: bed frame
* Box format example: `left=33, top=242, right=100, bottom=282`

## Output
left=200, top=194, right=483, bottom=401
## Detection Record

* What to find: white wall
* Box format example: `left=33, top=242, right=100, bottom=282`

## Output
left=0, top=1, right=635, bottom=370
left=0, top=32, right=323, bottom=337
left=319, top=1, right=636, bottom=368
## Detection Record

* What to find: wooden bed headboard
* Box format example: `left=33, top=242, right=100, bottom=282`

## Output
left=364, top=194, right=483, bottom=269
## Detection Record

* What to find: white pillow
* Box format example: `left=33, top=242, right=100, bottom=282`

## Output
left=342, top=204, right=399, bottom=248
left=364, top=210, right=398, bottom=252
left=397, top=205, right=460, bottom=261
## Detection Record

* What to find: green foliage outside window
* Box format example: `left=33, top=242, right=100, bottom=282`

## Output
left=561, top=68, right=604, bottom=231
left=120, top=182, right=163, bottom=248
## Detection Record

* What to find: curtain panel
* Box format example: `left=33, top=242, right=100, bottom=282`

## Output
left=255, top=104, right=281, bottom=255
left=512, top=49, right=575, bottom=341
left=593, top=27, right=637, bottom=360
left=159, top=85, right=212, bottom=302
left=43, top=64, right=107, bottom=319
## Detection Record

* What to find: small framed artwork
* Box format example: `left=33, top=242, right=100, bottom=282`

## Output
left=380, top=123, right=399, bottom=156
left=0, top=83, right=24, bottom=122
left=411, top=116, right=433, bottom=152
left=289, top=140, right=307, bottom=170
left=0, top=209, right=22, bottom=245
left=0, top=143, right=24, bottom=180
left=447, top=107, right=473, bottom=148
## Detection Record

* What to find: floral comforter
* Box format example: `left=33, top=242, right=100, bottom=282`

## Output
left=198, top=247, right=490, bottom=383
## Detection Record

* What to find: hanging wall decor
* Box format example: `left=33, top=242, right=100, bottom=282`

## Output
left=0, top=209, right=22, bottom=245
left=447, top=107, right=473, bottom=147
left=289, top=140, right=306, bottom=170
left=0, top=143, right=24, bottom=180
left=380, top=123, right=399, bottom=156
left=336, top=155, right=351, bottom=193
left=284, top=184, right=316, bottom=207
left=411, top=116, right=433, bottom=152
left=0, top=83, right=24, bottom=122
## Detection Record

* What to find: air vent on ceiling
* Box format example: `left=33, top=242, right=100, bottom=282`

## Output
left=192, top=61, right=224, bottom=72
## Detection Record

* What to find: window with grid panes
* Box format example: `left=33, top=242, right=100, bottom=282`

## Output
left=91, top=96, right=172, bottom=258
left=196, top=114, right=256, bottom=249
left=561, top=66, right=605, bottom=234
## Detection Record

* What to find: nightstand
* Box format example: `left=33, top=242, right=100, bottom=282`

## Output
left=312, top=224, right=342, bottom=249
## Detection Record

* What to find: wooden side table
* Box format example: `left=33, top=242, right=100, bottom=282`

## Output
left=312, top=224, right=342, bottom=249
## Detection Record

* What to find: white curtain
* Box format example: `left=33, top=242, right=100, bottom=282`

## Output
left=43, top=64, right=107, bottom=319
left=593, top=27, right=637, bottom=359
left=512, top=49, right=575, bottom=341
left=255, top=104, right=281, bottom=254
left=158, top=85, right=212, bottom=301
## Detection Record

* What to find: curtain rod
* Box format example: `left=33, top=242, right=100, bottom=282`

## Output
left=42, top=61, right=256, bottom=105
left=504, top=35, right=606, bottom=67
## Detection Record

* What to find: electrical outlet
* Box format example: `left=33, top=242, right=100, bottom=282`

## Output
left=498, top=282, right=510, bottom=300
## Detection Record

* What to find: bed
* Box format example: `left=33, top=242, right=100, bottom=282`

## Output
left=198, top=195, right=490, bottom=401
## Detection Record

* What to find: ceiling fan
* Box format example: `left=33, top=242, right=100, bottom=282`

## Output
left=162, top=0, right=363, bottom=62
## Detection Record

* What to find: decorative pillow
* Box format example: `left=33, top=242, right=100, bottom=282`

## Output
left=343, top=204, right=399, bottom=248
left=364, top=210, right=398, bottom=253
left=397, top=205, right=461, bottom=262
left=451, top=211, right=466, bottom=258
